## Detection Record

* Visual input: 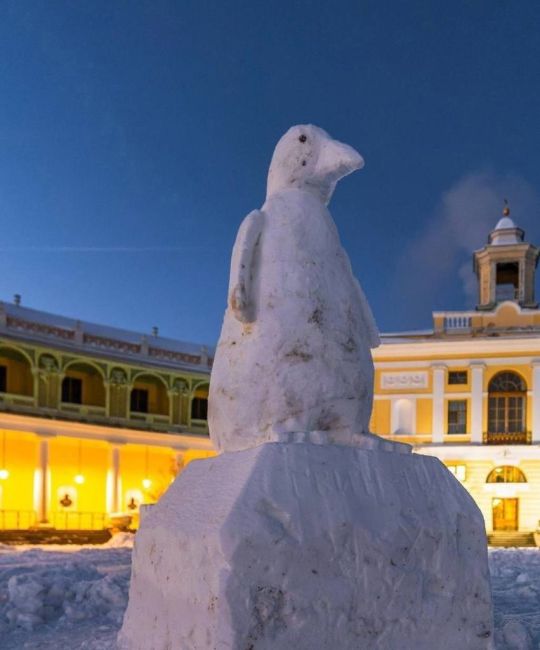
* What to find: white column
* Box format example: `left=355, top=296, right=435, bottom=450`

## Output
left=431, top=364, right=446, bottom=443
left=106, top=445, right=122, bottom=513
left=532, top=360, right=540, bottom=443
left=470, top=363, right=486, bottom=443
left=33, top=436, right=51, bottom=524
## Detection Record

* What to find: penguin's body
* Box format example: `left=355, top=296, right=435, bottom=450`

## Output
left=209, top=125, right=380, bottom=453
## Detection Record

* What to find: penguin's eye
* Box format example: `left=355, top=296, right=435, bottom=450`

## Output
left=299, top=134, right=307, bottom=143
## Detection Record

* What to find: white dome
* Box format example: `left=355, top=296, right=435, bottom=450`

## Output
left=495, top=216, right=516, bottom=230
left=490, top=215, right=522, bottom=245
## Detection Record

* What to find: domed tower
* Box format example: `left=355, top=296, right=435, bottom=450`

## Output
left=473, top=202, right=539, bottom=310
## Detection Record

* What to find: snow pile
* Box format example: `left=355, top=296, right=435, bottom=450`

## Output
left=101, top=532, right=134, bottom=549
left=0, top=537, right=539, bottom=648
left=0, top=543, right=131, bottom=650
left=5, top=562, right=126, bottom=630
left=490, top=548, right=540, bottom=649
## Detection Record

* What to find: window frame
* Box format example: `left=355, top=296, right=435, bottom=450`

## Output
left=130, top=388, right=149, bottom=414
left=448, top=370, right=468, bottom=385
left=61, top=376, right=83, bottom=405
left=447, top=399, right=467, bottom=435
left=446, top=463, right=467, bottom=482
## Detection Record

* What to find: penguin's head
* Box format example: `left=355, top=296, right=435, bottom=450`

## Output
left=266, top=124, right=364, bottom=205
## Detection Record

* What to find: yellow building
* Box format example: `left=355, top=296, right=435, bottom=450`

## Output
left=0, top=302, right=214, bottom=534
left=2, top=208, right=539, bottom=546
left=371, top=208, right=540, bottom=544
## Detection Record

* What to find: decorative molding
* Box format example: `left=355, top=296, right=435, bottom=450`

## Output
left=7, top=316, right=74, bottom=341
left=381, top=371, right=428, bottom=390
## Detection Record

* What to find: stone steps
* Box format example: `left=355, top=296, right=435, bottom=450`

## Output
left=488, top=532, right=535, bottom=547
left=0, top=529, right=112, bottom=545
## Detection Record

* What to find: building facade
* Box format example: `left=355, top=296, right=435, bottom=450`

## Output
left=371, top=209, right=540, bottom=540
left=0, top=302, right=214, bottom=531
left=1, top=208, right=540, bottom=542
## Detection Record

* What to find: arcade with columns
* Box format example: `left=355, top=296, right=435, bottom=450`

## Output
left=0, top=303, right=214, bottom=532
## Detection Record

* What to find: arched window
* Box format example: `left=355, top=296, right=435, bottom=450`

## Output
left=487, top=371, right=526, bottom=439
left=61, top=362, right=105, bottom=407
left=0, top=347, right=34, bottom=397
left=486, top=465, right=527, bottom=484
left=489, top=372, right=526, bottom=393
left=130, top=374, right=169, bottom=417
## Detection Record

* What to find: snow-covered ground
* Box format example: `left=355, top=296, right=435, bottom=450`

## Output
left=0, top=534, right=132, bottom=650
left=0, top=538, right=538, bottom=649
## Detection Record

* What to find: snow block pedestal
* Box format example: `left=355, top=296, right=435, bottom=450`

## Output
left=118, top=443, right=493, bottom=650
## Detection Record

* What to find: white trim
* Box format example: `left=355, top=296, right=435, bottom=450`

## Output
left=375, top=355, right=540, bottom=369
left=0, top=412, right=214, bottom=452
left=533, top=362, right=540, bottom=443
left=471, top=364, right=484, bottom=443
left=432, top=366, right=446, bottom=443
left=375, top=337, right=540, bottom=359
left=413, top=443, right=540, bottom=461
left=375, top=393, right=434, bottom=400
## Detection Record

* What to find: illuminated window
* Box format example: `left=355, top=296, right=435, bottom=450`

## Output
left=448, top=371, right=468, bottom=385
left=0, top=366, right=6, bottom=393
left=130, top=388, right=149, bottom=413
left=62, top=377, right=82, bottom=404
left=446, top=464, right=466, bottom=481
left=447, top=400, right=467, bottom=434
left=486, top=465, right=527, bottom=483
left=191, top=397, right=208, bottom=420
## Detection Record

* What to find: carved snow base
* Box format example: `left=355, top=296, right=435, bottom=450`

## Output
left=118, top=443, right=493, bottom=650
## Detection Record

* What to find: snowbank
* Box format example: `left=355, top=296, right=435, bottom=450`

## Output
left=0, top=537, right=132, bottom=650
left=1, top=536, right=540, bottom=648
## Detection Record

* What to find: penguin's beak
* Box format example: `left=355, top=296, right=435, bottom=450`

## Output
left=315, top=137, right=364, bottom=183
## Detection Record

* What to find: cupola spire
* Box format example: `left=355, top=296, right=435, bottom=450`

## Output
left=473, top=206, right=539, bottom=310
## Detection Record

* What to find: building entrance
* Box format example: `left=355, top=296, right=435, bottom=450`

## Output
left=492, top=497, right=519, bottom=531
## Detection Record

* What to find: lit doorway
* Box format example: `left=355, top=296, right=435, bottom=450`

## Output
left=492, top=497, right=518, bottom=531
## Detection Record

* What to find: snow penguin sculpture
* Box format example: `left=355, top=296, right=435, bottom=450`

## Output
left=209, top=125, right=380, bottom=452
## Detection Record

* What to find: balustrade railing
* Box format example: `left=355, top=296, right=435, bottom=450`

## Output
left=0, top=509, right=37, bottom=529
left=129, top=412, right=171, bottom=426
left=0, top=392, right=37, bottom=409
left=443, top=315, right=472, bottom=331
left=483, top=431, right=532, bottom=445
left=60, top=402, right=107, bottom=418
left=49, top=510, right=107, bottom=530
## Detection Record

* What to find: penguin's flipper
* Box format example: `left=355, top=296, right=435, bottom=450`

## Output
left=228, top=209, right=264, bottom=323
left=353, top=277, right=380, bottom=349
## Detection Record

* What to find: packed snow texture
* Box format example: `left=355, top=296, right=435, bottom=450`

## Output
left=0, top=534, right=133, bottom=650
left=209, top=125, right=380, bottom=453
left=119, top=444, right=492, bottom=649
left=1, top=537, right=539, bottom=648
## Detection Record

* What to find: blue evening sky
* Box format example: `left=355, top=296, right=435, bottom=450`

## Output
left=1, top=1, right=539, bottom=345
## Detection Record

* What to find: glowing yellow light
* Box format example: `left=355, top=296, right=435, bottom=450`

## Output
left=0, top=468, right=9, bottom=480
left=142, top=478, right=152, bottom=490
left=74, top=474, right=85, bottom=485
